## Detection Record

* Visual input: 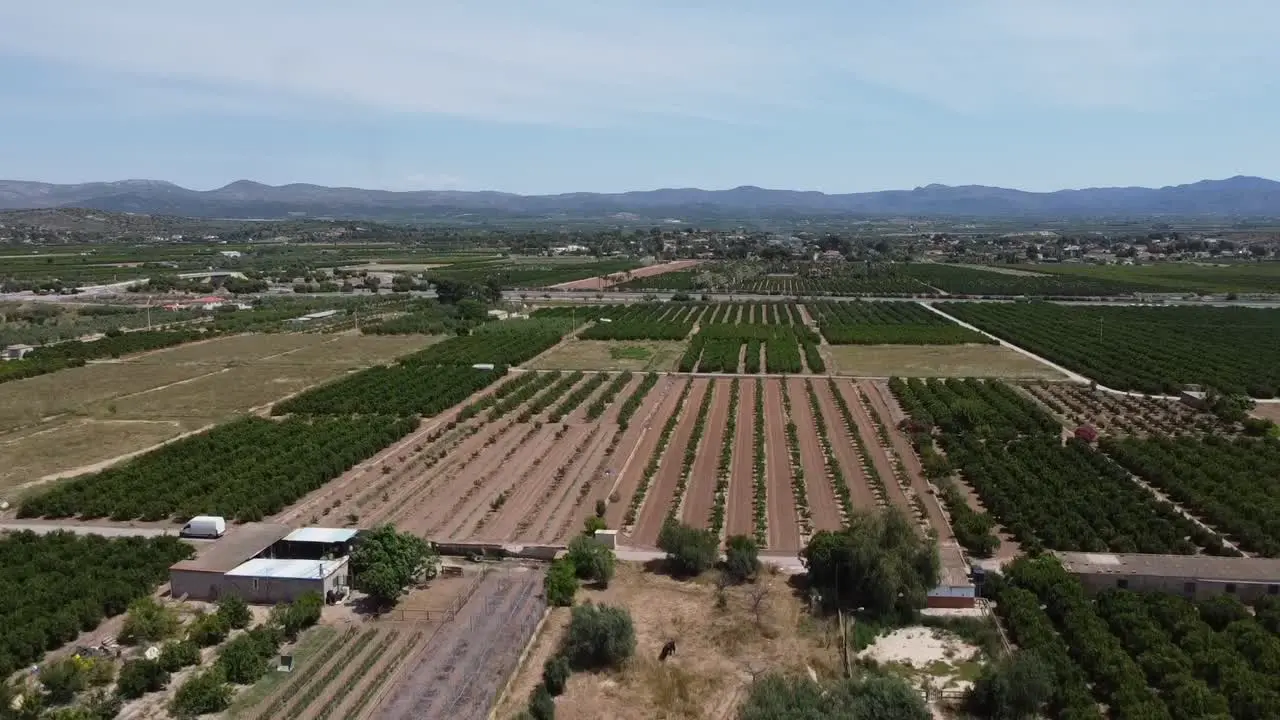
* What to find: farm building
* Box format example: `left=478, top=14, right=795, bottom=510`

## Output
left=170, top=523, right=356, bottom=604
left=927, top=541, right=976, bottom=609
left=3, top=344, right=34, bottom=361
left=290, top=309, right=342, bottom=324
left=1056, top=551, right=1280, bottom=603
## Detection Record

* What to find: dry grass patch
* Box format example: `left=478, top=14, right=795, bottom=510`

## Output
left=829, top=344, right=1066, bottom=379
left=526, top=341, right=686, bottom=372
left=495, top=563, right=839, bottom=720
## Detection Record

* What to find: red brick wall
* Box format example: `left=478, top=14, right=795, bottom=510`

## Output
left=926, top=595, right=976, bottom=609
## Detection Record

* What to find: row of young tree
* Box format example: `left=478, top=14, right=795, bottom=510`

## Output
left=397, top=319, right=568, bottom=367
left=0, top=532, right=193, bottom=682
left=0, top=329, right=207, bottom=385
left=941, top=302, right=1280, bottom=397
left=272, top=364, right=504, bottom=417
left=1102, top=434, right=1280, bottom=556
left=19, top=416, right=417, bottom=522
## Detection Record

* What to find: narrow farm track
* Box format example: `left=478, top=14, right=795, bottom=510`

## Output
left=681, top=379, right=731, bottom=528
left=762, top=379, right=802, bottom=552
left=833, top=379, right=916, bottom=517
left=631, top=379, right=710, bottom=545
left=726, top=379, right=758, bottom=539
left=811, top=379, right=879, bottom=510
left=602, top=376, right=686, bottom=529
left=785, top=378, right=844, bottom=532
left=860, top=380, right=954, bottom=540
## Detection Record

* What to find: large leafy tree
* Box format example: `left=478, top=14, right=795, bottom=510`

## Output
left=349, top=525, right=438, bottom=605
left=801, top=508, right=939, bottom=620
left=737, top=672, right=929, bottom=720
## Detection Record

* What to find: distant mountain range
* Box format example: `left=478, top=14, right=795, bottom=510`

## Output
left=2, top=176, right=1280, bottom=220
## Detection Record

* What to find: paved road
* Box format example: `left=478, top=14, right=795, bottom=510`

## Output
left=0, top=521, right=214, bottom=542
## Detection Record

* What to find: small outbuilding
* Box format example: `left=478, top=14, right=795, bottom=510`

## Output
left=3, top=344, right=34, bottom=361
left=278, top=527, right=359, bottom=560
left=222, top=558, right=350, bottom=605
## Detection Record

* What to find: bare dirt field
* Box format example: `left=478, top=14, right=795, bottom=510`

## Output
left=525, top=340, right=686, bottom=372
left=829, top=344, right=1067, bottom=379
left=494, top=563, right=839, bottom=720
left=1253, top=404, right=1280, bottom=423
left=551, top=260, right=703, bottom=291
left=0, top=332, right=434, bottom=492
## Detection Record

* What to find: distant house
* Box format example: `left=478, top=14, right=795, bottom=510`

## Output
left=3, top=344, right=34, bottom=361
left=219, top=250, right=242, bottom=259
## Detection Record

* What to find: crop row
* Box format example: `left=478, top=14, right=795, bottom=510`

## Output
left=487, top=371, right=564, bottom=421
left=341, top=629, right=428, bottom=719
left=427, top=258, right=639, bottom=288
left=623, top=379, right=693, bottom=525
left=256, top=628, right=359, bottom=720
left=549, top=372, right=608, bottom=422
left=708, top=379, right=740, bottom=536
left=284, top=628, right=383, bottom=718
left=313, top=629, right=407, bottom=720
left=19, top=415, right=418, bottom=522
left=400, top=319, right=567, bottom=367
left=616, top=372, right=660, bottom=430
left=273, top=363, right=504, bottom=417
left=778, top=383, right=813, bottom=536
left=751, top=379, right=768, bottom=544
left=940, top=302, right=1280, bottom=397
left=802, top=381, right=853, bottom=520
left=457, top=371, right=541, bottom=421
left=892, top=376, right=1060, bottom=438
left=855, top=386, right=928, bottom=524
left=586, top=371, right=634, bottom=421
left=578, top=320, right=691, bottom=340
left=517, top=371, right=584, bottom=422
left=826, top=379, right=889, bottom=507
left=807, top=300, right=989, bottom=345
left=667, top=380, right=716, bottom=521
left=0, top=532, right=192, bottom=679
left=1102, top=435, right=1280, bottom=556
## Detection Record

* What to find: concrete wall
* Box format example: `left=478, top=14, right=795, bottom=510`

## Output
left=170, top=569, right=225, bottom=601
left=1077, top=572, right=1280, bottom=603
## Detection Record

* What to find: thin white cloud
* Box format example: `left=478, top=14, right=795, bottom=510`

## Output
left=0, top=0, right=1277, bottom=125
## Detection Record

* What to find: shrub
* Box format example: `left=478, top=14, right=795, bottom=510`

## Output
left=582, top=516, right=607, bottom=535
left=545, top=559, right=579, bottom=607
left=40, top=657, right=88, bottom=705
left=565, top=536, right=615, bottom=587
left=158, top=640, right=202, bottom=673
left=116, top=658, right=169, bottom=699
left=964, top=651, right=1055, bottom=720
left=216, top=595, right=252, bottom=630
left=594, top=499, right=607, bottom=518
left=542, top=655, right=571, bottom=696
left=657, top=519, right=718, bottom=577
left=187, top=611, right=230, bottom=647
left=563, top=603, right=635, bottom=671
left=215, top=631, right=276, bottom=684
left=739, top=672, right=929, bottom=720
left=86, top=658, right=116, bottom=687
left=83, top=689, right=122, bottom=720
left=118, top=597, right=180, bottom=645
left=271, top=592, right=323, bottom=639
left=724, top=534, right=759, bottom=583
left=529, top=683, right=556, bottom=720
left=171, top=667, right=232, bottom=718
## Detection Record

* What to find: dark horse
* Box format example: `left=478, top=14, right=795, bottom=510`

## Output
left=659, top=640, right=677, bottom=661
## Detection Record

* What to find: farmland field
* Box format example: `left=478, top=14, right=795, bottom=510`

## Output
left=0, top=332, right=434, bottom=492
left=524, top=340, right=686, bottom=371
left=828, top=344, right=1065, bottom=379
left=1017, top=260, right=1280, bottom=294
left=940, top=302, right=1280, bottom=396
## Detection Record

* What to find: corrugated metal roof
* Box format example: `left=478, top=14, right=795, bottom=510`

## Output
left=170, top=523, right=291, bottom=573
left=226, top=557, right=347, bottom=580
left=282, top=527, right=359, bottom=544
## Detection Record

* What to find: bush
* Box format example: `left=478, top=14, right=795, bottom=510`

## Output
left=158, top=640, right=202, bottom=673
left=118, top=597, right=180, bottom=645
left=594, top=499, right=607, bottom=518
left=83, top=689, right=123, bottom=720
left=542, top=655, right=571, bottom=696
left=171, top=667, right=232, bottom=718
left=116, top=658, right=169, bottom=699
left=565, top=536, right=615, bottom=587
left=216, top=595, right=252, bottom=630
left=187, top=611, right=230, bottom=647
left=545, top=559, right=579, bottom=607
left=40, top=657, right=88, bottom=704
left=964, top=651, right=1055, bottom=720
left=724, top=535, right=759, bottom=583
left=528, top=683, right=556, bottom=720
left=739, top=671, right=929, bottom=720
left=86, top=658, right=116, bottom=687
left=582, top=516, right=607, bottom=535
left=215, top=629, right=278, bottom=685
left=563, top=603, right=635, bottom=671
left=657, top=519, right=718, bottom=577
left=270, top=592, right=323, bottom=639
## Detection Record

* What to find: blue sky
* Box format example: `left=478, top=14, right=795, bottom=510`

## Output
left=1, top=0, right=1278, bottom=195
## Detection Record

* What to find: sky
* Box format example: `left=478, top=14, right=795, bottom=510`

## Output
left=1, top=0, right=1279, bottom=195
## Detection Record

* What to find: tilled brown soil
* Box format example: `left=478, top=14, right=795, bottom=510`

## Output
left=762, top=378, right=802, bottom=552
left=631, top=378, right=709, bottom=546
left=810, top=379, right=880, bottom=511
left=602, top=376, right=686, bottom=529
left=680, top=379, right=731, bottom=529
left=861, top=380, right=954, bottom=541
left=725, top=379, right=758, bottom=540
left=832, top=378, right=916, bottom=517
left=784, top=378, right=844, bottom=532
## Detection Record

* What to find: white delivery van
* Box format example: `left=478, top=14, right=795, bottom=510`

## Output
left=180, top=515, right=227, bottom=539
